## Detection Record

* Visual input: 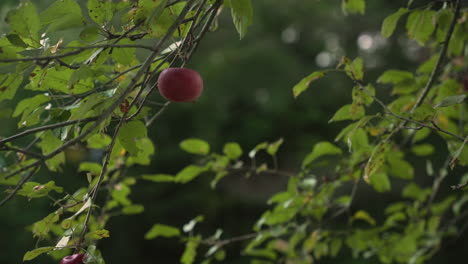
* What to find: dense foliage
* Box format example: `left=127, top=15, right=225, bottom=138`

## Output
left=0, top=0, right=467, bottom=263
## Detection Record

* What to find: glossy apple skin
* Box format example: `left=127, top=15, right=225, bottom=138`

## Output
left=60, top=253, right=85, bottom=264
left=157, top=67, right=204, bottom=102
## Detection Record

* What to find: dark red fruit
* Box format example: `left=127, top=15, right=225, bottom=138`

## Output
left=60, top=253, right=85, bottom=264
left=157, top=67, right=204, bottom=102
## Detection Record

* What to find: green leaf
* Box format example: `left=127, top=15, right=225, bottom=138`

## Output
left=181, top=237, right=201, bottom=264
left=142, top=174, right=176, bottom=182
left=377, top=70, right=414, bottom=84
left=292, top=71, right=326, bottom=98
left=448, top=23, right=465, bottom=56
left=78, top=162, right=102, bottom=174
left=330, top=238, right=343, bottom=257
left=176, top=165, right=207, bottom=183
left=223, top=142, right=243, bottom=159
left=434, top=94, right=466, bottom=108
left=111, top=183, right=131, bottom=206
left=118, top=121, right=147, bottom=155
left=180, top=138, right=210, bottom=155
left=0, top=37, right=23, bottom=59
left=267, top=138, right=284, bottom=156
left=122, top=204, right=145, bottom=215
left=448, top=140, right=468, bottom=167
left=341, top=0, right=365, bottom=15
left=329, top=104, right=365, bottom=122
left=69, top=94, right=104, bottom=120
left=364, top=141, right=390, bottom=182
left=381, top=8, right=409, bottom=38
left=412, top=127, right=431, bottom=143
left=87, top=133, right=112, bottom=149
left=411, top=144, right=435, bottom=156
left=0, top=74, right=22, bottom=102
left=5, top=1, right=40, bottom=46
left=345, top=57, right=364, bottom=81
left=111, top=39, right=136, bottom=65
left=248, top=142, right=268, bottom=158
left=80, top=26, right=100, bottom=42
left=406, top=10, right=436, bottom=45
left=32, top=211, right=61, bottom=238
left=29, top=67, right=94, bottom=94
left=387, top=154, right=414, bottom=179
left=369, top=172, right=391, bottom=192
left=431, top=196, right=457, bottom=215
left=352, top=84, right=374, bottom=107
left=145, top=224, right=180, bottom=240
left=402, top=183, right=431, bottom=201
left=17, top=181, right=63, bottom=199
left=417, top=55, right=438, bottom=74
left=13, top=94, right=49, bottom=117
left=453, top=194, right=468, bottom=215
left=353, top=210, right=376, bottom=226
left=411, top=103, right=435, bottom=122
left=23, top=247, right=55, bottom=261
left=5, top=34, right=27, bottom=48
left=228, top=0, right=254, bottom=39
left=88, top=0, right=113, bottom=24
left=38, top=131, right=65, bottom=171
left=302, top=141, right=342, bottom=168
left=86, top=229, right=110, bottom=240
left=40, top=0, right=84, bottom=32
left=127, top=137, right=155, bottom=165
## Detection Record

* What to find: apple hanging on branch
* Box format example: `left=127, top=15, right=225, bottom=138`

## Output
left=157, top=67, right=204, bottom=102
left=59, top=253, right=85, bottom=264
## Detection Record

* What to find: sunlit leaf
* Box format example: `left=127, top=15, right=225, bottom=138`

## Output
left=142, top=174, right=176, bottom=182
left=118, top=121, right=147, bottom=155
left=345, top=57, right=364, bottom=81
left=302, top=141, right=342, bottom=168
left=381, top=8, right=409, bottom=38
left=353, top=210, right=376, bottom=225
left=342, top=0, right=365, bottom=15
left=145, top=224, right=180, bottom=240
left=0, top=73, right=22, bottom=102
left=86, top=229, right=110, bottom=240
left=329, top=104, right=365, bottom=122
left=40, top=0, right=84, bottom=32
left=5, top=1, right=40, bottom=46
left=23, top=247, right=54, bottom=261
left=406, top=10, right=436, bottom=45
left=181, top=236, right=201, bottom=264
left=223, top=142, right=243, bottom=159
left=88, top=0, right=113, bottom=24
left=292, top=71, right=326, bottom=98
left=228, top=0, right=253, bottom=39
left=176, top=165, right=207, bottom=183
left=180, top=138, right=210, bottom=155
left=267, top=138, right=284, bottom=156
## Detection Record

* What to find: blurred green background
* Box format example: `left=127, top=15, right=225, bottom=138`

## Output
left=0, top=0, right=466, bottom=263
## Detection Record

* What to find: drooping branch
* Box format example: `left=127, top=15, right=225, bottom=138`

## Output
left=0, top=0, right=203, bottom=206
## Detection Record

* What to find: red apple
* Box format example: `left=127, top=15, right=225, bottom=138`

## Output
left=60, top=253, right=85, bottom=264
left=157, top=67, right=203, bottom=102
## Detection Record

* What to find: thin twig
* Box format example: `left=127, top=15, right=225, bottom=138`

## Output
left=0, top=166, right=41, bottom=207
left=411, top=0, right=461, bottom=111
left=0, top=145, right=44, bottom=159
left=0, top=44, right=156, bottom=63
left=366, top=88, right=465, bottom=141
left=76, top=113, right=126, bottom=250
left=75, top=0, right=199, bottom=250
left=0, top=117, right=99, bottom=145
left=145, top=102, right=171, bottom=127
